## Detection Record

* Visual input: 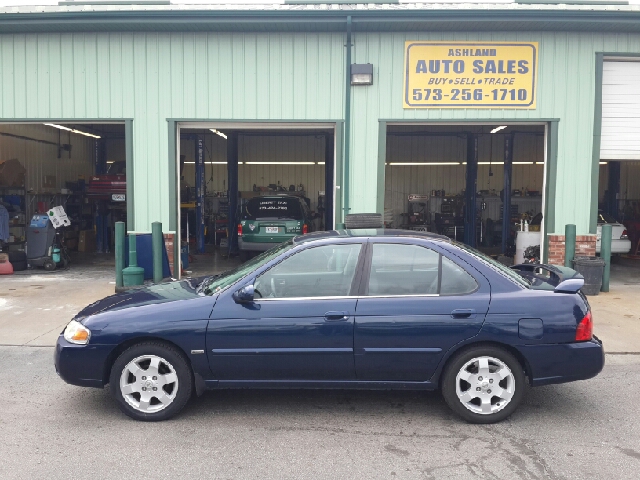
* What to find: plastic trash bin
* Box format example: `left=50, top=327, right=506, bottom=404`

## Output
left=572, top=256, right=605, bottom=296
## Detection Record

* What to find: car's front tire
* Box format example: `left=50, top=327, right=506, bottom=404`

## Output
left=109, top=342, right=193, bottom=421
left=441, top=346, right=525, bottom=424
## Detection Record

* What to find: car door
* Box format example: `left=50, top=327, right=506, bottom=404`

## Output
left=207, top=241, right=365, bottom=381
left=354, top=240, right=491, bottom=382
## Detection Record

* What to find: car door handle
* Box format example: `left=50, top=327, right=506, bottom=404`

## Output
left=324, top=311, right=350, bottom=322
left=451, top=309, right=476, bottom=318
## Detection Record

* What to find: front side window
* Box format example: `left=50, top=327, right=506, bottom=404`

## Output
left=254, top=243, right=362, bottom=299
left=367, top=243, right=479, bottom=296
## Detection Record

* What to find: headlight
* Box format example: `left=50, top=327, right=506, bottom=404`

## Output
left=63, top=320, right=91, bottom=345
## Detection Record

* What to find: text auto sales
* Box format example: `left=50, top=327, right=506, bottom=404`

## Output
left=415, top=50, right=530, bottom=85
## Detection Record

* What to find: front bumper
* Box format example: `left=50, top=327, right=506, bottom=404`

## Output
left=54, top=335, right=115, bottom=388
left=518, top=335, right=605, bottom=387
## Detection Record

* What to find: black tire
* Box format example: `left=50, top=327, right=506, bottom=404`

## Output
left=441, top=346, right=525, bottom=424
left=11, top=260, right=27, bottom=271
left=109, top=342, right=193, bottom=422
left=43, top=258, right=56, bottom=271
left=238, top=249, right=249, bottom=262
left=8, top=251, right=27, bottom=263
left=344, top=213, right=383, bottom=229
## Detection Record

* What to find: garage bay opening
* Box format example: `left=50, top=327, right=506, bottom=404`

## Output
left=384, top=124, right=546, bottom=264
left=177, top=123, right=336, bottom=272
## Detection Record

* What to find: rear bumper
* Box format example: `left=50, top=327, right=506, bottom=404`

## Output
left=238, top=238, right=282, bottom=252
left=517, top=335, right=605, bottom=387
left=54, top=336, right=114, bottom=388
left=596, top=239, right=631, bottom=254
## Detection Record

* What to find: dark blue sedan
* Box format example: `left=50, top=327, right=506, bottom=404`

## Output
left=55, top=230, right=604, bottom=423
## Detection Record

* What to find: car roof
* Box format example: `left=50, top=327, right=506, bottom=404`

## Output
left=293, top=229, right=450, bottom=244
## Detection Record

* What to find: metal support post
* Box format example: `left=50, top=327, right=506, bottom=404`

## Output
left=464, top=134, right=478, bottom=247
left=564, top=224, right=576, bottom=268
left=152, top=221, right=163, bottom=283
left=324, top=134, right=334, bottom=231
left=115, top=221, right=125, bottom=288
left=195, top=136, right=205, bottom=254
left=601, top=223, right=612, bottom=292
left=227, top=132, right=239, bottom=255
left=607, top=161, right=620, bottom=220
left=502, top=134, right=513, bottom=253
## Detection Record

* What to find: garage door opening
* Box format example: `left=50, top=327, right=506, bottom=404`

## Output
left=176, top=122, right=338, bottom=275
left=0, top=122, right=128, bottom=275
left=383, top=124, right=546, bottom=263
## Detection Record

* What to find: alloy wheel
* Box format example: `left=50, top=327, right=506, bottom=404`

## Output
left=455, top=355, right=515, bottom=415
left=119, top=355, right=179, bottom=413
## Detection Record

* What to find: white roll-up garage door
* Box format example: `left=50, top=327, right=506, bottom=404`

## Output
left=601, top=61, right=640, bottom=160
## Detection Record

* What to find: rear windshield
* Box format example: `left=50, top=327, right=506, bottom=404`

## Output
left=452, top=241, right=531, bottom=289
left=241, top=198, right=303, bottom=220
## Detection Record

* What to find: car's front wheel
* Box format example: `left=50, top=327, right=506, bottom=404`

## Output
left=441, top=346, right=525, bottom=424
left=109, top=342, right=193, bottom=421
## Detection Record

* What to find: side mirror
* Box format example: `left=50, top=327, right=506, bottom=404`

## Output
left=232, top=284, right=255, bottom=304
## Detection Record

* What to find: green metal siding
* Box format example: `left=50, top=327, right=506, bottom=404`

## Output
left=350, top=32, right=640, bottom=234
left=0, top=32, right=345, bottom=230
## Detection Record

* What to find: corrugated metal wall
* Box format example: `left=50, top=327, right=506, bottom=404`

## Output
left=0, top=32, right=345, bottom=230
left=180, top=134, right=327, bottom=212
left=0, top=123, right=94, bottom=193
left=351, top=32, right=640, bottom=234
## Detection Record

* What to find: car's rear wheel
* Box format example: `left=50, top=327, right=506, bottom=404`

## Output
left=109, top=342, right=193, bottom=421
left=441, top=346, right=525, bottom=424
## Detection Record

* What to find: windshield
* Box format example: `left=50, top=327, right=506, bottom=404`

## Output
left=597, top=211, right=617, bottom=224
left=200, top=241, right=294, bottom=295
left=107, top=162, right=126, bottom=175
left=241, top=197, right=303, bottom=220
left=452, top=241, right=531, bottom=288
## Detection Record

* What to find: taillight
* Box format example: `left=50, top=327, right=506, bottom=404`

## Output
left=237, top=224, right=242, bottom=236
left=575, top=311, right=593, bottom=342
left=621, top=229, right=628, bottom=240
left=302, top=224, right=308, bottom=234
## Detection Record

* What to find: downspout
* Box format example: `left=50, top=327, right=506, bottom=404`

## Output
left=343, top=15, right=352, bottom=219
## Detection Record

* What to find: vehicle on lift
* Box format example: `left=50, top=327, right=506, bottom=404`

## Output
left=596, top=210, right=631, bottom=254
left=237, top=195, right=315, bottom=261
left=55, top=230, right=604, bottom=423
left=86, top=161, right=126, bottom=202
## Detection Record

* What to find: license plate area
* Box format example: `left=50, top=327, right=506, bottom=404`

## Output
left=265, top=227, right=279, bottom=234
left=112, top=193, right=126, bottom=202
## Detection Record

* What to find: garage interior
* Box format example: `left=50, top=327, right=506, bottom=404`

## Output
left=384, top=124, right=546, bottom=263
left=0, top=122, right=127, bottom=273
left=178, top=124, right=335, bottom=271
left=599, top=59, right=640, bottom=279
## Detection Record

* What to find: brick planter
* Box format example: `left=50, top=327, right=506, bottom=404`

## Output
left=548, top=234, right=597, bottom=266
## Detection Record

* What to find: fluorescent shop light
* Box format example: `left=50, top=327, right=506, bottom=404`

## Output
left=210, top=129, right=227, bottom=139
left=244, top=161, right=316, bottom=165
left=513, top=162, right=535, bottom=165
left=389, top=162, right=461, bottom=166
left=44, top=123, right=101, bottom=139
left=490, top=126, right=508, bottom=134
left=183, top=161, right=243, bottom=165
left=317, top=162, right=326, bottom=165
left=599, top=162, right=608, bottom=165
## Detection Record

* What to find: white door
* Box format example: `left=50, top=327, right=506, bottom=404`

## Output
left=601, top=61, right=640, bottom=161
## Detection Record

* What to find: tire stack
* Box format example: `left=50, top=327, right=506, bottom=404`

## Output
left=344, top=213, right=383, bottom=229
left=8, top=251, right=27, bottom=271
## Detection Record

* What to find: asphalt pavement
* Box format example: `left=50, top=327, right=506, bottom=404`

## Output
left=0, top=346, right=638, bottom=480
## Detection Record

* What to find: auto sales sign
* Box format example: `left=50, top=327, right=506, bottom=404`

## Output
left=403, top=42, right=538, bottom=109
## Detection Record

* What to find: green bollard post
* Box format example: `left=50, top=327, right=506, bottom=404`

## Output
left=122, top=234, right=145, bottom=287
left=601, top=223, right=612, bottom=292
left=115, top=222, right=125, bottom=288
left=152, top=221, right=163, bottom=284
left=564, top=224, right=576, bottom=268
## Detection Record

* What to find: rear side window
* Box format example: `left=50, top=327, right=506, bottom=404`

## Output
left=440, top=256, right=478, bottom=295
left=241, top=198, right=303, bottom=220
left=367, top=244, right=478, bottom=296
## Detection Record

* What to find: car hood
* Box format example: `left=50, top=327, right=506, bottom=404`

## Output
left=75, top=276, right=209, bottom=319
